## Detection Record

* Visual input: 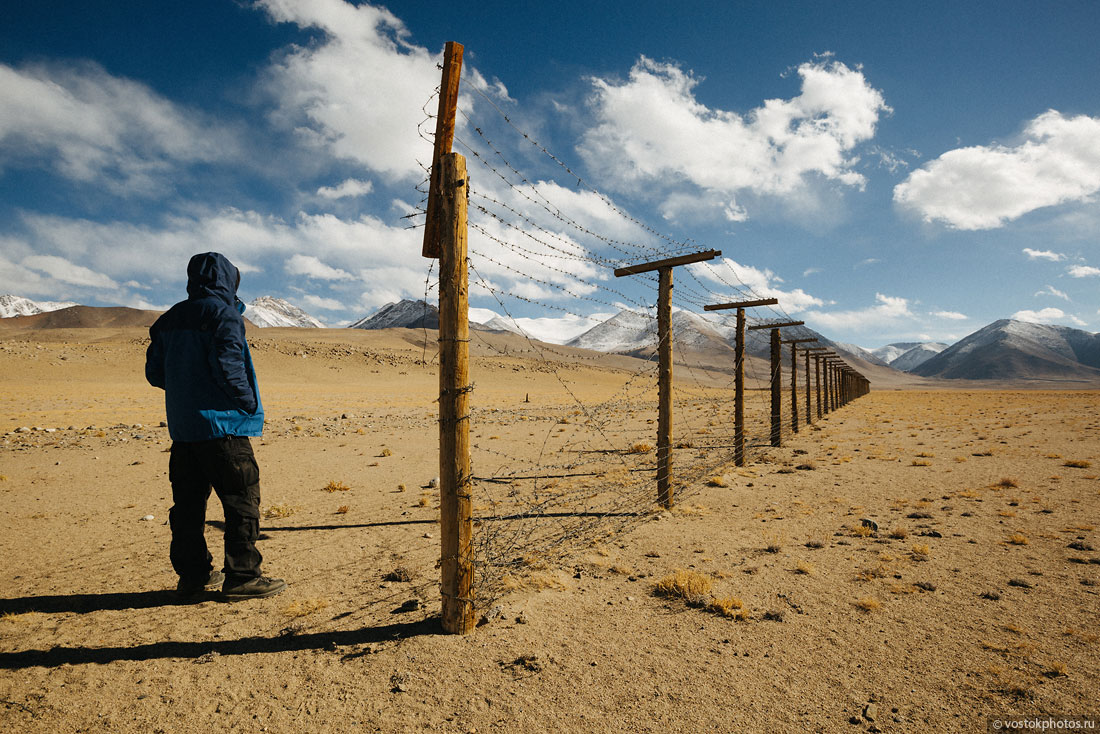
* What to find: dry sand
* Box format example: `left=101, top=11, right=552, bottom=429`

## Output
left=1, top=327, right=1098, bottom=733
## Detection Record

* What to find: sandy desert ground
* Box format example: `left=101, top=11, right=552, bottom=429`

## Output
left=1, top=325, right=1098, bottom=733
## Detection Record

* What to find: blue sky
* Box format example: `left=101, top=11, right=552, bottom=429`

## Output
left=1, top=0, right=1099, bottom=347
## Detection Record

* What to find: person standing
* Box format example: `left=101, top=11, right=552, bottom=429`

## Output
left=146, top=252, right=286, bottom=601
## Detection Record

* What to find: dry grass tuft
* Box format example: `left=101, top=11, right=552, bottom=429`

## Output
left=263, top=503, right=297, bottom=519
left=283, top=597, right=329, bottom=618
left=1064, top=459, right=1092, bottom=469
left=323, top=480, right=351, bottom=493
left=911, top=459, right=932, bottom=467
left=629, top=443, right=653, bottom=454
left=763, top=531, right=785, bottom=553
left=417, top=497, right=429, bottom=507
left=1007, top=533, right=1029, bottom=546
left=995, top=477, right=1019, bottom=488
left=706, top=475, right=729, bottom=487
left=706, top=596, right=747, bottom=620
left=855, top=596, right=881, bottom=612
left=653, top=570, right=712, bottom=604
left=795, top=560, right=816, bottom=575
left=379, top=448, right=393, bottom=457
left=335, top=505, right=350, bottom=515
left=889, top=526, right=909, bottom=540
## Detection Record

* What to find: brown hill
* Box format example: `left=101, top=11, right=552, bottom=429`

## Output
left=0, top=305, right=162, bottom=331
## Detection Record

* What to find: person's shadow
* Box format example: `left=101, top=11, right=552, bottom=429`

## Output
left=0, top=591, right=439, bottom=670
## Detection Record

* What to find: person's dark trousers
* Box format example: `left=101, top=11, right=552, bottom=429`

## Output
left=168, top=436, right=263, bottom=585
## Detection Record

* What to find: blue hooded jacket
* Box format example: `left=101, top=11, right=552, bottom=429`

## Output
left=146, top=252, right=264, bottom=441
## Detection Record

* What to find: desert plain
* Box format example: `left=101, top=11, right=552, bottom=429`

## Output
left=1, top=321, right=1099, bottom=733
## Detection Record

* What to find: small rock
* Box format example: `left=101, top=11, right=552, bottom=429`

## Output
left=863, top=703, right=878, bottom=722
left=159, top=421, right=168, bottom=428
left=860, top=518, right=878, bottom=532
left=141, top=514, right=155, bottom=521
left=1068, top=541, right=1095, bottom=552
left=918, top=530, right=943, bottom=538
left=390, top=671, right=411, bottom=693
left=428, top=477, right=440, bottom=488
left=193, top=651, right=220, bottom=664
left=907, top=512, right=933, bottom=519
left=394, top=599, right=420, bottom=613
left=849, top=716, right=863, bottom=725
left=1007, top=578, right=1032, bottom=589
left=16, top=427, right=30, bottom=433
left=478, top=605, right=505, bottom=627
left=515, top=613, right=528, bottom=624
left=980, top=590, right=1001, bottom=601
left=422, top=533, right=432, bottom=539
left=383, top=567, right=413, bottom=582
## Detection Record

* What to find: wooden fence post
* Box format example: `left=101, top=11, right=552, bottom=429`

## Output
left=616, top=249, right=720, bottom=508
left=656, top=267, right=673, bottom=508
left=790, top=342, right=798, bottom=433
left=769, top=328, right=781, bottom=446
left=703, top=298, right=778, bottom=466
left=422, top=42, right=464, bottom=259
left=437, top=152, right=475, bottom=634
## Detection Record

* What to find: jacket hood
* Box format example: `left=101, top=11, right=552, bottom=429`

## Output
left=186, top=252, right=240, bottom=306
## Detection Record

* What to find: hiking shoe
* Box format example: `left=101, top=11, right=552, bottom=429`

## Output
left=175, top=569, right=225, bottom=598
left=221, top=576, right=287, bottom=601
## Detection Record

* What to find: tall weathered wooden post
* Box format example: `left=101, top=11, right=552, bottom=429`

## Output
left=703, top=298, right=777, bottom=465
left=783, top=338, right=817, bottom=433
left=814, top=353, right=823, bottom=419
left=748, top=321, right=803, bottom=448
left=422, top=42, right=475, bottom=635
left=615, top=250, right=720, bottom=507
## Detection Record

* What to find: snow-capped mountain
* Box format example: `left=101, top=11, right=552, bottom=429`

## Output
left=349, top=299, right=439, bottom=329
left=913, top=320, right=1100, bottom=380
left=889, top=342, right=947, bottom=371
left=244, top=296, right=325, bottom=328
left=475, top=315, right=527, bottom=335
left=829, top=340, right=890, bottom=367
left=0, top=294, right=79, bottom=318
left=871, top=342, right=923, bottom=364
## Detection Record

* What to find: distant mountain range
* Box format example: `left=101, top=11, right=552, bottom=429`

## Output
left=871, top=341, right=948, bottom=371
left=244, top=296, right=325, bottom=328
left=912, top=319, right=1100, bottom=381
left=0, top=294, right=78, bottom=318
left=4, top=295, right=1099, bottom=383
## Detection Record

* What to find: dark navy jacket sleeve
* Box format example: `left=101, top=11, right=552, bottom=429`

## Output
left=145, top=322, right=166, bottom=389
left=210, top=308, right=257, bottom=414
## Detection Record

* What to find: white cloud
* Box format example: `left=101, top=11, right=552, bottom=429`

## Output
left=688, top=257, right=824, bottom=313
left=1068, top=264, right=1100, bottom=278
left=805, top=293, right=913, bottom=332
left=1011, top=307, right=1074, bottom=324
left=802, top=267, right=821, bottom=277
left=931, top=310, right=968, bottom=320
left=894, top=110, right=1100, bottom=230
left=257, top=0, right=446, bottom=181
left=301, top=294, right=346, bottom=311
left=1023, top=247, right=1065, bottom=261
left=855, top=258, right=879, bottom=267
left=285, top=253, right=354, bottom=280
left=316, top=178, right=373, bottom=199
left=0, top=62, right=238, bottom=194
left=1034, top=285, right=1069, bottom=301
left=22, top=254, right=118, bottom=289
left=579, top=56, right=889, bottom=219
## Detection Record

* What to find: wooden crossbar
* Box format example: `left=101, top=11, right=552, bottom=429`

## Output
left=613, top=249, right=721, bottom=277
left=747, top=320, right=804, bottom=331
left=703, top=297, right=778, bottom=311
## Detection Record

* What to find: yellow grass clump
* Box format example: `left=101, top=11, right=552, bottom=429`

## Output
left=379, top=448, right=393, bottom=457
left=263, top=504, right=297, bottom=519
left=323, top=480, right=351, bottom=492
left=335, top=505, right=350, bottom=514
left=706, top=596, right=747, bottom=620
left=706, top=475, right=730, bottom=487
left=855, top=596, right=881, bottom=612
left=629, top=443, right=653, bottom=454
left=653, top=570, right=712, bottom=603
left=1007, top=533, right=1029, bottom=546
left=283, top=598, right=329, bottom=618
left=1064, top=459, right=1092, bottom=468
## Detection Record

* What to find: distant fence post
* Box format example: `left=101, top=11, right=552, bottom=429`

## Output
left=703, top=298, right=778, bottom=466
left=783, top=338, right=816, bottom=434
left=616, top=249, right=721, bottom=508
left=746, top=320, right=802, bottom=448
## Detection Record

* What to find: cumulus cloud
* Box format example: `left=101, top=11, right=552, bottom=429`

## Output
left=22, top=254, right=118, bottom=289
left=300, top=294, right=346, bottom=311
left=578, top=56, right=889, bottom=219
left=0, top=62, right=238, bottom=194
left=894, top=111, right=1100, bottom=229
left=1068, top=264, right=1100, bottom=277
left=1035, top=285, right=1069, bottom=300
left=316, top=178, right=373, bottom=199
left=1012, top=307, right=1065, bottom=323
left=688, top=257, right=825, bottom=312
left=257, top=0, right=449, bottom=180
left=285, top=253, right=354, bottom=280
left=804, top=293, right=913, bottom=332
left=931, top=310, right=968, bottom=320
left=1023, top=247, right=1065, bottom=261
